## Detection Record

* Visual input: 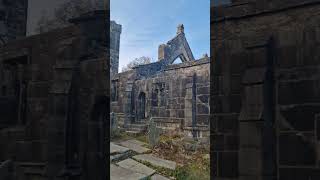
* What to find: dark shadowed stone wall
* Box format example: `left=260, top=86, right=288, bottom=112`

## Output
left=211, top=0, right=320, bottom=179
left=0, top=10, right=109, bottom=180
left=0, top=0, right=28, bottom=45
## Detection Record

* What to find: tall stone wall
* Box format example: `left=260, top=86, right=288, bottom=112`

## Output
left=0, top=0, right=28, bottom=45
left=211, top=0, right=320, bottom=179
left=0, top=10, right=109, bottom=180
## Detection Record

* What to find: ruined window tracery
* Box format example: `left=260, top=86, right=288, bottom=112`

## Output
left=138, top=92, right=146, bottom=120
left=152, top=82, right=166, bottom=107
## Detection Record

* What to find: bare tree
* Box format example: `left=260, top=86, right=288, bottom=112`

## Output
left=121, top=56, right=152, bottom=72
left=35, top=0, right=102, bottom=34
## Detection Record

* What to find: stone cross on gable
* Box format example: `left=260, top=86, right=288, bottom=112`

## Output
left=177, top=24, right=184, bottom=34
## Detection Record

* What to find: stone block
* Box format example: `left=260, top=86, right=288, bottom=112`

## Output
left=229, top=95, right=241, bottom=113
left=218, top=152, right=238, bottom=177
left=230, top=52, right=247, bottom=74
left=216, top=114, right=239, bottom=133
left=279, top=168, right=313, bottom=180
left=231, top=75, right=241, bottom=94
left=212, top=134, right=224, bottom=151
left=225, top=135, right=238, bottom=151
left=279, top=132, right=316, bottom=166
left=247, top=48, right=267, bottom=68
left=278, top=80, right=320, bottom=105
left=280, top=105, right=319, bottom=131
left=27, top=82, right=49, bottom=98
left=196, top=114, right=209, bottom=125
left=239, top=148, right=262, bottom=177
left=239, top=122, right=263, bottom=148
left=197, top=86, right=209, bottom=95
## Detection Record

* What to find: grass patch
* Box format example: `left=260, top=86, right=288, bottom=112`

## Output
left=176, top=157, right=210, bottom=180
left=111, top=130, right=130, bottom=141
left=132, top=158, right=175, bottom=178
left=133, top=154, right=210, bottom=180
left=135, top=134, right=148, bottom=144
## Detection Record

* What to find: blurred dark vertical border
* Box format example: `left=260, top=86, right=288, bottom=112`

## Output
left=0, top=0, right=110, bottom=179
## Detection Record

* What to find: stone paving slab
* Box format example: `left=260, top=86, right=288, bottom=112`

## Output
left=110, top=164, right=147, bottom=180
left=151, top=174, right=170, bottom=180
left=110, top=142, right=130, bottom=155
left=118, top=140, right=150, bottom=154
left=117, top=158, right=155, bottom=176
left=133, top=154, right=176, bottom=170
left=127, top=139, right=147, bottom=146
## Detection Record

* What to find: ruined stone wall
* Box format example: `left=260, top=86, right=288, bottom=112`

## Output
left=0, top=0, right=28, bottom=45
left=112, top=58, right=210, bottom=137
left=211, top=0, right=320, bottom=179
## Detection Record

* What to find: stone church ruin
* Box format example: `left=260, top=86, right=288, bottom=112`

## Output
left=111, top=24, right=210, bottom=139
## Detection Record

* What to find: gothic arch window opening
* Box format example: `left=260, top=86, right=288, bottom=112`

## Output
left=172, top=56, right=183, bottom=64
left=111, top=79, right=119, bottom=102
left=138, top=92, right=146, bottom=120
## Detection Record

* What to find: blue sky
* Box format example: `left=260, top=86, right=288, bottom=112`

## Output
left=111, top=0, right=210, bottom=72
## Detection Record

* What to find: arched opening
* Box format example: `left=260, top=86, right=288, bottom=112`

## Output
left=138, top=92, right=146, bottom=121
left=172, top=56, right=183, bottom=64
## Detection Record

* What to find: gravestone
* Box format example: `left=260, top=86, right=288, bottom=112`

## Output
left=148, top=118, right=161, bottom=147
left=110, top=112, right=118, bottom=137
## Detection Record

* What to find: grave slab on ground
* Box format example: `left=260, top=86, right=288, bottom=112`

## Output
left=118, top=139, right=150, bottom=154
left=110, top=164, right=147, bottom=180
left=110, top=142, right=130, bottom=155
left=116, top=158, right=155, bottom=176
left=133, top=154, right=176, bottom=170
left=151, top=174, right=171, bottom=180
left=110, top=142, right=131, bottom=162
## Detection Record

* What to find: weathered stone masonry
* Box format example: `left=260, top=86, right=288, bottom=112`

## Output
left=0, top=0, right=28, bottom=45
left=0, top=11, right=110, bottom=180
left=212, top=0, right=320, bottom=179
left=111, top=25, right=210, bottom=138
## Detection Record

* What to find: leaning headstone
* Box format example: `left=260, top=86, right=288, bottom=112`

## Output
left=148, top=118, right=161, bottom=147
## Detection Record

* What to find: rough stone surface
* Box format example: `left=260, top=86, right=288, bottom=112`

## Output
left=151, top=174, right=170, bottom=180
left=212, top=0, right=320, bottom=179
left=133, top=154, right=176, bottom=170
left=0, top=11, right=110, bottom=179
left=119, top=140, right=151, bottom=154
left=110, top=164, right=147, bottom=180
left=117, top=158, right=155, bottom=176
left=110, top=142, right=130, bottom=155
left=0, top=0, right=27, bottom=45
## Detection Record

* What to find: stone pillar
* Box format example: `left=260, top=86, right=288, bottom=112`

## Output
left=238, top=38, right=276, bottom=180
left=192, top=73, right=197, bottom=138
